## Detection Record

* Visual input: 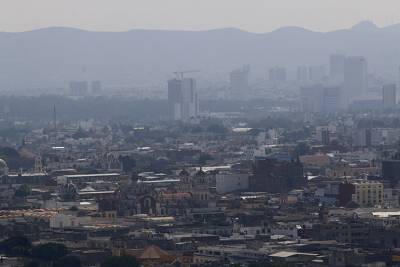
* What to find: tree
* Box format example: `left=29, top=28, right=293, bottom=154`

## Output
left=32, top=243, right=68, bottom=262
left=101, top=256, right=140, bottom=267
left=0, top=236, right=32, bottom=256
left=55, top=255, right=82, bottom=267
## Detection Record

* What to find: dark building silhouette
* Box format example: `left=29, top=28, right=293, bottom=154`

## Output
left=338, top=182, right=356, bottom=206
left=382, top=153, right=400, bottom=187
left=250, top=157, right=305, bottom=193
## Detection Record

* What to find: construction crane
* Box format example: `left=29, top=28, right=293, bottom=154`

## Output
left=173, top=70, right=201, bottom=80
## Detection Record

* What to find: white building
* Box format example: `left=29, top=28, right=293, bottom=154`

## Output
left=230, top=65, right=250, bottom=100
left=168, top=78, right=199, bottom=121
left=344, top=56, right=367, bottom=99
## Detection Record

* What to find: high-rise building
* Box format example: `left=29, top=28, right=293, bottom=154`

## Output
left=316, top=126, right=330, bottom=145
left=329, top=53, right=346, bottom=82
left=398, top=66, right=400, bottom=89
left=168, top=78, right=198, bottom=121
left=91, top=81, right=102, bottom=95
left=300, top=85, right=323, bottom=113
left=250, top=157, right=305, bottom=193
left=297, top=66, right=309, bottom=83
left=324, top=86, right=344, bottom=113
left=300, top=85, right=344, bottom=113
left=383, top=84, right=397, bottom=109
left=382, top=153, right=400, bottom=187
left=69, top=81, right=88, bottom=96
left=353, top=128, right=400, bottom=147
left=230, top=65, right=250, bottom=99
left=269, top=67, right=287, bottom=83
left=344, top=56, right=367, bottom=98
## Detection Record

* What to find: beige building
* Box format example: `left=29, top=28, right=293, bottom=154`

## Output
left=352, top=181, right=383, bottom=207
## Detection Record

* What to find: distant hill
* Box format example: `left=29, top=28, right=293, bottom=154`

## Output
left=0, top=21, right=399, bottom=89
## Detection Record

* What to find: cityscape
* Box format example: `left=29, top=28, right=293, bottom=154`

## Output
left=2, top=1, right=400, bottom=267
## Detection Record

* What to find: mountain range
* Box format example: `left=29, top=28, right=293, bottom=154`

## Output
left=0, top=21, right=399, bottom=90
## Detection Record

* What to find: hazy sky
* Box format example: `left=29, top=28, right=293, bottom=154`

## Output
left=1, top=0, right=400, bottom=32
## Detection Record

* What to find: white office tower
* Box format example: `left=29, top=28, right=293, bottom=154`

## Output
left=168, top=78, right=198, bottom=121
left=383, top=84, right=397, bottom=109
left=230, top=65, right=250, bottom=100
left=344, top=56, right=367, bottom=99
left=329, top=53, right=346, bottom=82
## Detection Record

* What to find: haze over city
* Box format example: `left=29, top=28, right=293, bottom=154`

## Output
left=2, top=1, right=400, bottom=267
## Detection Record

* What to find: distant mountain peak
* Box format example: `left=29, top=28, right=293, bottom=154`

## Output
left=351, top=21, right=379, bottom=31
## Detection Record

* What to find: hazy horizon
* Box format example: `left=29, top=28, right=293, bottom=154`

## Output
left=0, top=20, right=393, bottom=34
left=2, top=0, right=400, bottom=33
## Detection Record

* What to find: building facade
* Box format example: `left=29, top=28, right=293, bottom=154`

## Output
left=168, top=78, right=199, bottom=121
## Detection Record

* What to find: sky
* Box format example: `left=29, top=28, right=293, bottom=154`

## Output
left=1, top=0, right=400, bottom=33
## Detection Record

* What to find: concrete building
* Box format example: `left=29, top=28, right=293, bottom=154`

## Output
left=168, top=78, right=199, bottom=121
left=230, top=65, right=250, bottom=100
left=300, top=85, right=344, bottom=113
left=297, top=66, right=309, bottom=83
left=351, top=181, right=383, bottom=207
left=69, top=81, right=88, bottom=96
left=91, top=81, right=102, bottom=95
left=353, top=128, right=400, bottom=147
left=344, top=56, right=367, bottom=99
left=50, top=213, right=91, bottom=228
left=300, top=85, right=323, bottom=113
left=339, top=181, right=384, bottom=207
left=382, top=155, right=400, bottom=187
left=315, top=126, right=330, bottom=145
left=250, top=157, right=305, bottom=193
left=383, top=84, right=397, bottom=109
left=215, top=172, right=249, bottom=194
left=269, top=67, right=287, bottom=83
left=324, top=86, right=344, bottom=112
